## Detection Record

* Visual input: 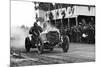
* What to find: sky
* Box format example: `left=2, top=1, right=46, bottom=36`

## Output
left=11, top=0, right=95, bottom=27
left=14, top=0, right=95, bottom=5
left=11, top=1, right=35, bottom=27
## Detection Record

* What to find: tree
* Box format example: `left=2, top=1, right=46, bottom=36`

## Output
left=21, top=25, right=25, bottom=29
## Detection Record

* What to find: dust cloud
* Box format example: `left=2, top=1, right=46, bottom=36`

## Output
left=10, top=22, right=59, bottom=50
left=11, top=26, right=29, bottom=50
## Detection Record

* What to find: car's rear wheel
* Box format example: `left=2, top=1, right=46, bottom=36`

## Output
left=62, top=35, right=69, bottom=52
left=25, top=37, right=31, bottom=52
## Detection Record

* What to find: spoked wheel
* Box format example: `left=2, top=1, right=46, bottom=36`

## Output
left=25, top=37, right=31, bottom=52
left=38, top=39, right=44, bottom=54
left=62, top=35, right=69, bottom=52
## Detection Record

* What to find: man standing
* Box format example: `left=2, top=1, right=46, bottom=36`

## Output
left=29, top=22, right=43, bottom=43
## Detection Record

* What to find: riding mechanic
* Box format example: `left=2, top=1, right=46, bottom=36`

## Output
left=29, top=22, right=43, bottom=44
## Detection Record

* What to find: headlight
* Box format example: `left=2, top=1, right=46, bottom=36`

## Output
left=82, top=33, right=88, bottom=38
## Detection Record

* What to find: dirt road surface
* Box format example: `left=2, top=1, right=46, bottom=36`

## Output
left=10, top=43, right=95, bottom=67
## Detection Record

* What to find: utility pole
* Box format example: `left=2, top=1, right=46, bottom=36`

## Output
left=60, top=4, right=64, bottom=35
left=52, top=3, right=56, bottom=27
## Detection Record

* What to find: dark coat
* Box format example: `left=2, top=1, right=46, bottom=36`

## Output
left=29, top=25, right=43, bottom=37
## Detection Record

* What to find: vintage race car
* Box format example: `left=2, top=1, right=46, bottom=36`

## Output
left=25, top=25, right=69, bottom=54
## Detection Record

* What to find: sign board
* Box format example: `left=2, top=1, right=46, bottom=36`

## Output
left=45, top=5, right=95, bottom=21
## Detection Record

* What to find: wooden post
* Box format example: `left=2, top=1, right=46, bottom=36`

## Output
left=53, top=3, right=56, bottom=27
left=55, top=4, right=57, bottom=27
left=68, top=18, right=70, bottom=28
left=49, top=3, right=50, bottom=23
left=60, top=4, right=63, bottom=34
left=76, top=16, right=78, bottom=26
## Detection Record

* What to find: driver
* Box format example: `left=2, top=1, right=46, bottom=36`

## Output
left=29, top=22, right=43, bottom=41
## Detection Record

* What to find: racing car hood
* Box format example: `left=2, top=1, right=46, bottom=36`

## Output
left=39, top=22, right=60, bottom=42
left=40, top=22, right=60, bottom=35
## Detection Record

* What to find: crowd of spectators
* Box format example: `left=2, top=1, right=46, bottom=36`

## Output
left=61, top=21, right=95, bottom=44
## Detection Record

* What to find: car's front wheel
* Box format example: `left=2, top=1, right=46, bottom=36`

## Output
left=25, top=37, right=31, bottom=52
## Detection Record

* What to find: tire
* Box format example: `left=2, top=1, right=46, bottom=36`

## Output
left=25, top=37, right=31, bottom=52
left=38, top=39, right=44, bottom=54
left=62, top=36, right=69, bottom=52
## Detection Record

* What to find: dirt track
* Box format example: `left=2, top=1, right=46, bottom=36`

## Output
left=10, top=43, right=95, bottom=67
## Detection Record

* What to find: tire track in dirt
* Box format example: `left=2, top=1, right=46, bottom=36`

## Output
left=20, top=53, right=65, bottom=64
left=20, top=52, right=90, bottom=64
left=20, top=50, right=95, bottom=65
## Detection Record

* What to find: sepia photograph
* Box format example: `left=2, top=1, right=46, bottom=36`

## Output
left=10, top=0, right=95, bottom=67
